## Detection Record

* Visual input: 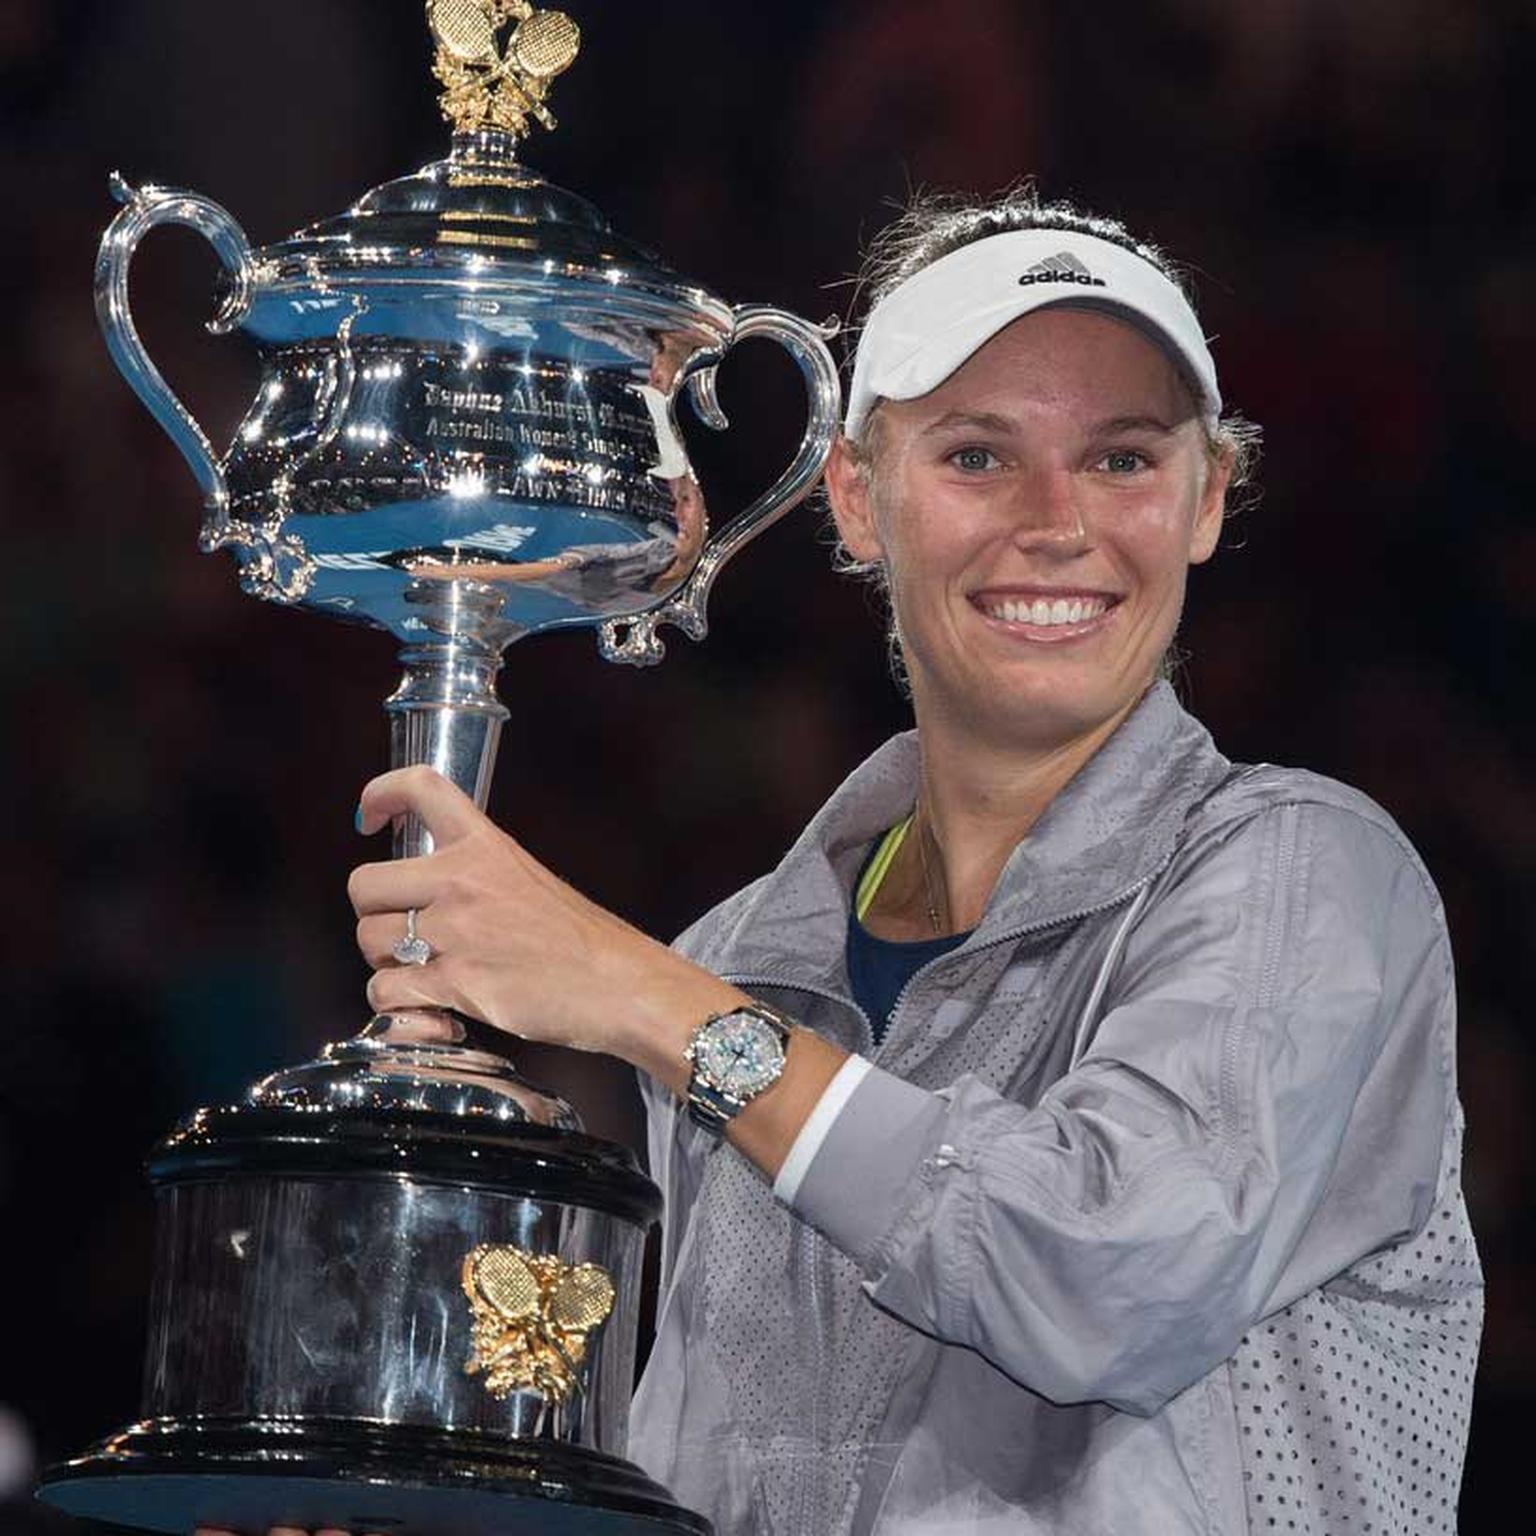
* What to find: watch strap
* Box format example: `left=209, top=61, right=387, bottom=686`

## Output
left=684, top=1001, right=794, bottom=1136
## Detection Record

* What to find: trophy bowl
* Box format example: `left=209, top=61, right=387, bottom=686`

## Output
left=38, top=5, right=840, bottom=1533
left=94, top=126, right=836, bottom=666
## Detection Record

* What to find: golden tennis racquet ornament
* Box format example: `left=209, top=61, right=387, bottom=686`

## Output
left=428, top=0, right=581, bottom=137
left=461, top=1243, right=616, bottom=1403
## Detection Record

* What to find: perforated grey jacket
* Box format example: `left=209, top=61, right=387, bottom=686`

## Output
left=631, top=684, right=1481, bottom=1534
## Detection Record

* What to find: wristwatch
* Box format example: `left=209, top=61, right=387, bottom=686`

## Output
left=682, top=1000, right=796, bottom=1136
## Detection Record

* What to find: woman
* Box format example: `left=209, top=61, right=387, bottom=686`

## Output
left=343, top=192, right=1482, bottom=1533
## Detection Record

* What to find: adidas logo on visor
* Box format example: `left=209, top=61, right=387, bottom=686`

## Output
left=1018, top=251, right=1108, bottom=288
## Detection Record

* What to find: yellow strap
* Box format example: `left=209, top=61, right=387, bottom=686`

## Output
left=855, top=814, right=915, bottom=921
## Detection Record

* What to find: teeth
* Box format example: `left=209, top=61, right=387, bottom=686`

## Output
left=984, top=596, right=1109, bottom=627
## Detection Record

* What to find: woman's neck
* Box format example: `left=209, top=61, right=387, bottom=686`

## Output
left=859, top=684, right=1152, bottom=941
left=912, top=695, right=1143, bottom=933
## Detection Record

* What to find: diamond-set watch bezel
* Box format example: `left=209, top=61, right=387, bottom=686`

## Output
left=683, top=1002, right=794, bottom=1135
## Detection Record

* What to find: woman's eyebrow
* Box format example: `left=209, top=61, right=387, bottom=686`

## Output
left=1089, top=414, right=1178, bottom=436
left=917, top=409, right=1017, bottom=437
left=916, top=410, right=1183, bottom=440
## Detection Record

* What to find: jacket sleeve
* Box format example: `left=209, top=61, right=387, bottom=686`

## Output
left=786, top=798, right=1456, bottom=1415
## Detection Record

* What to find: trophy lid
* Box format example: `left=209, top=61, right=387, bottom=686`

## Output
left=244, top=2, right=727, bottom=325
left=253, top=130, right=704, bottom=301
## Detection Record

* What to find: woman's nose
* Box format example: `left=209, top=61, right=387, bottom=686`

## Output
left=1009, top=467, right=1090, bottom=551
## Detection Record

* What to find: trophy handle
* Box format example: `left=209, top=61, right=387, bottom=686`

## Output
left=598, top=305, right=841, bottom=666
left=94, top=173, right=255, bottom=555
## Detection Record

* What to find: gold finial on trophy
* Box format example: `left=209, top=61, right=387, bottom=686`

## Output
left=427, top=0, right=581, bottom=139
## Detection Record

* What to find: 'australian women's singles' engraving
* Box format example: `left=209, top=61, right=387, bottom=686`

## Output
left=416, top=365, right=677, bottom=517
left=424, top=414, right=633, bottom=463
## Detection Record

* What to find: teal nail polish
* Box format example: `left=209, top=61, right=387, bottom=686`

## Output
left=354, top=804, right=365, bottom=834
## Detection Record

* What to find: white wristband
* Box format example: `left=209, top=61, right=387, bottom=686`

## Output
left=772, top=1054, right=874, bottom=1205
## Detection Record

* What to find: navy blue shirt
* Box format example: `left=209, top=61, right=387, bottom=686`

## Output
left=846, top=914, right=968, bottom=1045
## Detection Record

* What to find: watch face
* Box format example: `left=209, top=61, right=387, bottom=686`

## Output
left=695, top=1012, right=785, bottom=1099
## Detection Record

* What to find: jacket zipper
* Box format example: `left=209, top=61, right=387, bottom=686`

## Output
left=709, top=868, right=1167, bottom=1533
left=714, top=762, right=1258, bottom=1046
left=718, top=861, right=1169, bottom=1059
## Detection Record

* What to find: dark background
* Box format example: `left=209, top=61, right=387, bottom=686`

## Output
left=2, top=0, right=1531, bottom=1526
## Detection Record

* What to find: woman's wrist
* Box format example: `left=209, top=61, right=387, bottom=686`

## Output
left=723, top=1027, right=849, bottom=1180
left=585, top=938, right=852, bottom=1181
left=614, top=952, right=753, bottom=1096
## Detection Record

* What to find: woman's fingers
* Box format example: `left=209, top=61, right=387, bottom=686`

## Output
left=190, top=1528, right=305, bottom=1536
left=191, top=1523, right=382, bottom=1535
left=356, top=765, right=485, bottom=844
left=366, top=959, right=456, bottom=1018
left=347, top=855, right=440, bottom=917
left=355, top=910, right=438, bottom=968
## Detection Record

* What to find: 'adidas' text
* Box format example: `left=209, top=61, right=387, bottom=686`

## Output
left=1018, top=270, right=1107, bottom=287
left=1018, top=251, right=1108, bottom=289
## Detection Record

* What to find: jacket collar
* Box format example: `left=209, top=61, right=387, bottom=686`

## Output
left=693, top=682, right=1230, bottom=991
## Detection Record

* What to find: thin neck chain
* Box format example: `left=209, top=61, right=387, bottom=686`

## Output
left=913, top=803, right=944, bottom=935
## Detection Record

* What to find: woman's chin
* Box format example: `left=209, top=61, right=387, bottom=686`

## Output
left=922, top=665, right=1156, bottom=756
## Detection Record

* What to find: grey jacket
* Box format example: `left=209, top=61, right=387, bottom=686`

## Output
left=632, top=684, right=1481, bottom=1534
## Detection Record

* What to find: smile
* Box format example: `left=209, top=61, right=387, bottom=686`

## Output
left=974, top=593, right=1116, bottom=628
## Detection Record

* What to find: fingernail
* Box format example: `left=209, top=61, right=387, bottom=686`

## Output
left=354, top=803, right=365, bottom=834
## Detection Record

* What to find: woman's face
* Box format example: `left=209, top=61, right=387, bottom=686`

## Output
left=827, top=307, right=1231, bottom=752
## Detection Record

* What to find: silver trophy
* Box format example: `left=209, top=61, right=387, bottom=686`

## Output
left=38, top=4, right=838, bottom=1533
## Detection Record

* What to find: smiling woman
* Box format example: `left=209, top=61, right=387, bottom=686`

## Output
left=294, top=188, right=1483, bottom=1536
left=828, top=309, right=1228, bottom=778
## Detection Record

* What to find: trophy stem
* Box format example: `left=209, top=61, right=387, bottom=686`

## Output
left=386, top=632, right=509, bottom=858
left=449, top=128, right=521, bottom=166
left=383, top=575, right=517, bottom=852
left=247, top=581, right=575, bottom=1126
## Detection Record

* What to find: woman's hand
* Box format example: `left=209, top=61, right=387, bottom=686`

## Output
left=348, top=766, right=746, bottom=1093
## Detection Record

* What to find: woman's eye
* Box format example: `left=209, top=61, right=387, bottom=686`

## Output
left=1098, top=448, right=1149, bottom=474
left=949, top=446, right=1000, bottom=473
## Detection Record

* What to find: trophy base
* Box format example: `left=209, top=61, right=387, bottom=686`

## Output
left=246, top=1020, right=584, bottom=1128
left=39, top=1416, right=710, bottom=1535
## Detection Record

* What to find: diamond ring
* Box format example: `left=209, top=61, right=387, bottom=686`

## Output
left=392, top=907, right=434, bottom=966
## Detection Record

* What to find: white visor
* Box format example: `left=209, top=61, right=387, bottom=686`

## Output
left=844, top=228, right=1221, bottom=441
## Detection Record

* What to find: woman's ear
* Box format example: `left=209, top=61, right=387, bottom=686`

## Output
left=1188, top=440, right=1234, bottom=566
left=825, top=433, right=884, bottom=563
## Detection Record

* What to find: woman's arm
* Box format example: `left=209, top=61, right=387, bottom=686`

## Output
left=348, top=766, right=849, bottom=1172
left=783, top=798, right=1456, bottom=1414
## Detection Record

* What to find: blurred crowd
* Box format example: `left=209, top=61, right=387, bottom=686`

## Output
left=2, top=0, right=1532, bottom=1528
